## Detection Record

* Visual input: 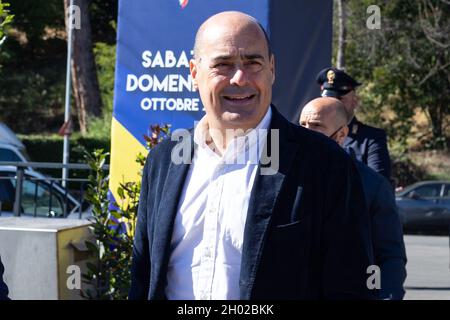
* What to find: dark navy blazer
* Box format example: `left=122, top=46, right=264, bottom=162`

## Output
left=129, top=106, right=375, bottom=300
left=350, top=152, right=407, bottom=300
left=0, top=255, right=9, bottom=300
left=344, top=117, right=392, bottom=180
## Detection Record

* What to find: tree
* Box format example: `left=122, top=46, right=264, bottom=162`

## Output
left=335, top=0, right=347, bottom=70
left=64, top=0, right=102, bottom=135
left=342, top=0, right=450, bottom=150
left=416, top=0, right=450, bottom=146
left=0, top=0, right=115, bottom=134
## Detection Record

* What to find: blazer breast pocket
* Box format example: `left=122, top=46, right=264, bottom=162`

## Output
left=274, top=220, right=302, bottom=229
left=266, top=219, right=306, bottom=274
left=271, top=219, right=303, bottom=247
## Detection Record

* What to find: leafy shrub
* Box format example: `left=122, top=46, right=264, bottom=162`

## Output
left=82, top=124, right=170, bottom=299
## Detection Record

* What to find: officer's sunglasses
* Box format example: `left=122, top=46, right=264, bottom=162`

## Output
left=328, top=126, right=343, bottom=140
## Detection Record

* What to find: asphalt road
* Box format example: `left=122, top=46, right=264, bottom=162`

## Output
left=404, top=234, right=450, bottom=300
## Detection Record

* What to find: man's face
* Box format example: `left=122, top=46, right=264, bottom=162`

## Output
left=299, top=106, right=335, bottom=137
left=300, top=103, right=349, bottom=146
left=339, top=90, right=358, bottom=120
left=190, top=23, right=275, bottom=131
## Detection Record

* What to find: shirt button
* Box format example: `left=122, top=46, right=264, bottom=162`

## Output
left=200, top=293, right=208, bottom=300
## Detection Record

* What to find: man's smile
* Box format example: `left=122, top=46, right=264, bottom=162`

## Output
left=222, top=93, right=257, bottom=106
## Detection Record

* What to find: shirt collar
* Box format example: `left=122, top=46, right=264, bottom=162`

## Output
left=194, top=106, right=272, bottom=163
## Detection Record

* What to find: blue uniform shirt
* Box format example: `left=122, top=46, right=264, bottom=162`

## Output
left=344, top=117, right=392, bottom=180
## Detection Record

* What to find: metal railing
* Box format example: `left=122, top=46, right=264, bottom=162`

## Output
left=0, top=161, right=109, bottom=219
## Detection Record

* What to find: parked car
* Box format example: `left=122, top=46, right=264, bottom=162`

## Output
left=0, top=166, right=90, bottom=219
left=396, top=181, right=450, bottom=233
left=0, top=123, right=31, bottom=163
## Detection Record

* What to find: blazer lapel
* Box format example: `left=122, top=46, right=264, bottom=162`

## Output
left=240, top=106, right=299, bottom=299
left=149, top=137, right=193, bottom=299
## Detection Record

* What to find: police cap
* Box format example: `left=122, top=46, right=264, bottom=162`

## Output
left=316, top=67, right=362, bottom=97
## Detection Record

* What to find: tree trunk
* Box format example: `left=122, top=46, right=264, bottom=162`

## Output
left=428, top=102, right=444, bottom=144
left=64, top=0, right=102, bottom=135
left=336, top=0, right=347, bottom=70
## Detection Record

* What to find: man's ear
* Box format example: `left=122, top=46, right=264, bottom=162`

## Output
left=337, top=125, right=349, bottom=145
left=190, top=59, right=198, bottom=90
left=270, top=54, right=275, bottom=84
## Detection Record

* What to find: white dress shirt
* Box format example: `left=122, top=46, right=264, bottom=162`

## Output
left=165, top=107, right=272, bottom=300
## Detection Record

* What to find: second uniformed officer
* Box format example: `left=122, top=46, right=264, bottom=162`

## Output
left=316, top=67, right=392, bottom=180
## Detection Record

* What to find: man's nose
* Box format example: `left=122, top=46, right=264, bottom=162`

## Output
left=230, top=67, right=248, bottom=86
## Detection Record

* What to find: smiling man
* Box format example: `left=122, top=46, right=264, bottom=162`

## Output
left=189, top=12, right=275, bottom=155
left=129, top=11, right=374, bottom=300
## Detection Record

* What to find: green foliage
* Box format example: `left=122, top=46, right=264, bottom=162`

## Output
left=93, top=42, right=116, bottom=115
left=18, top=133, right=110, bottom=191
left=19, top=134, right=110, bottom=164
left=0, top=0, right=118, bottom=134
left=0, top=66, right=66, bottom=131
left=391, top=153, right=429, bottom=188
left=342, top=0, right=450, bottom=150
left=6, top=0, right=63, bottom=44
left=90, top=0, right=118, bottom=44
left=81, top=148, right=137, bottom=299
left=86, top=113, right=112, bottom=140
left=82, top=124, right=169, bottom=299
left=0, top=1, right=14, bottom=42
left=0, top=0, right=67, bottom=131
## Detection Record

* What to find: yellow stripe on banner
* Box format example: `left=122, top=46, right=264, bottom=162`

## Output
left=109, top=117, right=148, bottom=205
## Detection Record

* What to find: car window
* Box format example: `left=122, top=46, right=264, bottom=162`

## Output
left=20, top=178, right=65, bottom=217
left=0, top=171, right=79, bottom=217
left=410, top=184, right=442, bottom=198
left=0, top=148, right=22, bottom=162
left=3, top=174, right=65, bottom=217
left=443, top=184, right=450, bottom=198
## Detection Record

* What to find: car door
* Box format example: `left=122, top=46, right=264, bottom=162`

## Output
left=20, top=176, right=65, bottom=217
left=439, top=184, right=450, bottom=228
left=401, top=183, right=443, bottom=229
left=0, top=172, right=65, bottom=217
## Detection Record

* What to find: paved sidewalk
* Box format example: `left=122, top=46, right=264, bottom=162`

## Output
left=403, top=235, right=450, bottom=300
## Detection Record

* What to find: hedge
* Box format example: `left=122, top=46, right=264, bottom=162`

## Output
left=18, top=134, right=110, bottom=164
left=18, top=134, right=110, bottom=184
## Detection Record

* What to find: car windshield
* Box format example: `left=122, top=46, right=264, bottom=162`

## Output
left=0, top=148, right=23, bottom=162
left=410, top=184, right=442, bottom=198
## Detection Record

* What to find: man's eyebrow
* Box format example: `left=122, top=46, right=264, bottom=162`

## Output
left=210, top=53, right=266, bottom=62
left=210, top=55, right=234, bottom=62
left=243, top=53, right=265, bottom=60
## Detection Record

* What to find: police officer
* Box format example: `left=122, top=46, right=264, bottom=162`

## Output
left=316, top=67, right=392, bottom=180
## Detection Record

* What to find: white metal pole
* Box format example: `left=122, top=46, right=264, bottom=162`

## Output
left=62, top=0, right=74, bottom=188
